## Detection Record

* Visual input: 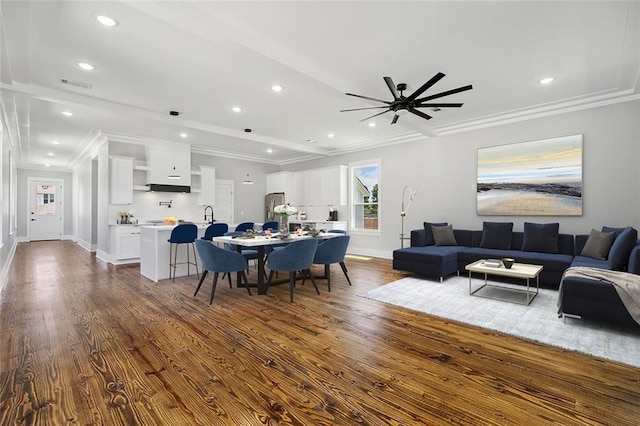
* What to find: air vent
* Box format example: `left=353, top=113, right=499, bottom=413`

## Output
left=60, top=79, right=92, bottom=90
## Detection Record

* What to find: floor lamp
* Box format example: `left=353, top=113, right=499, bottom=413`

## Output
left=400, top=185, right=417, bottom=248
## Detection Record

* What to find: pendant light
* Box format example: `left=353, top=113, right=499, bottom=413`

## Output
left=242, top=173, right=253, bottom=185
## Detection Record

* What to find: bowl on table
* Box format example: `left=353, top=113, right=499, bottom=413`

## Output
left=501, top=258, right=515, bottom=269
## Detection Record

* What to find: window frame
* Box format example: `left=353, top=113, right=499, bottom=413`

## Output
left=349, top=159, right=381, bottom=235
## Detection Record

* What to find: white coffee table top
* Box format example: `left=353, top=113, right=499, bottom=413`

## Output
left=465, top=259, right=543, bottom=279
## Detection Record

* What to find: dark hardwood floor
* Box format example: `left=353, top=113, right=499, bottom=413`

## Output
left=1, top=241, right=639, bottom=425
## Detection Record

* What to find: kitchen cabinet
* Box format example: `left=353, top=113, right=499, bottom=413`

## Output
left=266, top=171, right=294, bottom=198
left=146, top=142, right=191, bottom=186
left=292, top=165, right=348, bottom=207
left=110, top=226, right=141, bottom=262
left=110, top=156, right=134, bottom=204
left=196, top=166, right=216, bottom=206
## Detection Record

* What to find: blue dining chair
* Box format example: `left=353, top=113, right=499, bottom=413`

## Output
left=167, top=223, right=199, bottom=282
left=201, top=223, right=229, bottom=241
left=266, top=238, right=319, bottom=302
left=194, top=240, right=251, bottom=304
left=235, top=222, right=255, bottom=232
left=327, top=229, right=347, bottom=235
left=311, top=235, right=351, bottom=291
left=262, top=221, right=279, bottom=232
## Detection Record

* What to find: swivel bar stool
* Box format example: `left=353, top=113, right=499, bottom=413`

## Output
left=168, top=223, right=199, bottom=282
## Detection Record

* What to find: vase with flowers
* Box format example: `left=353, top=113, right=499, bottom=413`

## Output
left=273, top=203, right=298, bottom=231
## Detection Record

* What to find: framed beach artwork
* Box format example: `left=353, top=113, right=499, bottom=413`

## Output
left=477, top=134, right=583, bottom=216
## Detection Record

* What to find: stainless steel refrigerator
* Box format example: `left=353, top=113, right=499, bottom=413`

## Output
left=265, top=192, right=285, bottom=222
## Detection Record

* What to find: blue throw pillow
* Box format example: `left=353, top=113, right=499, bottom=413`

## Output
left=521, top=222, right=559, bottom=254
left=479, top=222, right=513, bottom=250
left=603, top=226, right=638, bottom=271
left=423, top=222, right=448, bottom=246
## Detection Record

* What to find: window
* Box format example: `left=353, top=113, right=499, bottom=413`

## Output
left=350, top=160, right=380, bottom=233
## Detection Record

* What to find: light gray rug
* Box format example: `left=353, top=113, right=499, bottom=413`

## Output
left=359, top=276, right=640, bottom=367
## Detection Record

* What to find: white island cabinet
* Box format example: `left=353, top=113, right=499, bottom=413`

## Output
left=140, top=224, right=208, bottom=282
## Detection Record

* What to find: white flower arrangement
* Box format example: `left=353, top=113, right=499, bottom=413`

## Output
left=273, top=203, right=298, bottom=216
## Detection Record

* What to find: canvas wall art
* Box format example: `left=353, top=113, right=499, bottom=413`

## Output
left=477, top=134, right=583, bottom=216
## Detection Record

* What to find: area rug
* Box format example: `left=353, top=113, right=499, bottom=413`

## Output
left=359, top=276, right=640, bottom=367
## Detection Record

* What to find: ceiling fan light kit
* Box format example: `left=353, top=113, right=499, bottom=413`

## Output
left=341, top=72, right=472, bottom=124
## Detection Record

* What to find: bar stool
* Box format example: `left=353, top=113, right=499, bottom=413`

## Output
left=168, top=223, right=199, bottom=282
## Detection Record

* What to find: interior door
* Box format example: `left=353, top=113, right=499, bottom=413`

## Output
left=215, top=180, right=234, bottom=225
left=29, top=179, right=63, bottom=241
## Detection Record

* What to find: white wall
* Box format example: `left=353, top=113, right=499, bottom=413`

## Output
left=285, top=100, right=640, bottom=258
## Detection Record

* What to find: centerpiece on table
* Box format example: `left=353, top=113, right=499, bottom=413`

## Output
left=273, top=203, right=298, bottom=231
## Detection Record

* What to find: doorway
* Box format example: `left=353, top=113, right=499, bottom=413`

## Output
left=215, top=180, right=234, bottom=225
left=28, top=178, right=64, bottom=241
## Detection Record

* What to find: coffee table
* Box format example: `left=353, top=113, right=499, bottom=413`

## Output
left=465, top=259, right=543, bottom=305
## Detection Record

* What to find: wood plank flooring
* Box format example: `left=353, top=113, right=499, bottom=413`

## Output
left=1, top=240, right=639, bottom=425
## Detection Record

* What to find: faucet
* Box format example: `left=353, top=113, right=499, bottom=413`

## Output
left=204, top=205, right=214, bottom=224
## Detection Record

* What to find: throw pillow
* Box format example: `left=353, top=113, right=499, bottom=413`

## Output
left=521, top=222, right=559, bottom=254
left=423, top=222, right=448, bottom=246
left=479, top=222, right=513, bottom=250
left=580, top=228, right=616, bottom=260
left=433, top=224, right=458, bottom=246
left=603, top=226, right=638, bottom=271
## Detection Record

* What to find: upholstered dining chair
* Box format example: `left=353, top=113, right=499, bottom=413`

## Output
left=235, top=222, right=255, bottom=232
left=201, top=223, right=229, bottom=241
left=262, top=221, right=279, bottom=232
left=194, top=239, right=251, bottom=304
left=266, top=238, right=319, bottom=302
left=311, top=235, right=351, bottom=291
left=167, top=223, right=199, bottom=282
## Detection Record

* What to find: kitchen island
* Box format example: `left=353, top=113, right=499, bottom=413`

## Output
left=140, top=224, right=209, bottom=282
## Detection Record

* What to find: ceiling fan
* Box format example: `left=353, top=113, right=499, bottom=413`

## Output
left=341, top=72, right=472, bottom=124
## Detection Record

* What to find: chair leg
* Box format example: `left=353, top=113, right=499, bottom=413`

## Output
left=289, top=272, right=296, bottom=302
left=194, top=270, right=209, bottom=296
left=227, top=273, right=233, bottom=288
left=209, top=272, right=219, bottom=305
left=265, top=270, right=275, bottom=294
left=339, top=262, right=352, bottom=286
left=192, top=242, right=200, bottom=279
left=326, top=264, right=331, bottom=292
left=241, top=271, right=251, bottom=296
left=172, top=243, right=178, bottom=282
left=307, top=269, right=320, bottom=295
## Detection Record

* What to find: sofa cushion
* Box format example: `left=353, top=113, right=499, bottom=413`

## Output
left=521, top=222, right=559, bottom=254
left=479, top=222, right=513, bottom=249
left=570, top=255, right=610, bottom=270
left=433, top=225, right=458, bottom=246
left=423, top=222, right=448, bottom=246
left=580, top=228, right=616, bottom=260
left=603, top=226, right=638, bottom=271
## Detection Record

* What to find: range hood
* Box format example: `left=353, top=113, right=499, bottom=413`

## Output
left=147, top=184, right=191, bottom=193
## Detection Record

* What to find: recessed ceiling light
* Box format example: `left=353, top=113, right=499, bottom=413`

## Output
left=232, top=106, right=242, bottom=113
left=180, top=132, right=187, bottom=138
left=539, top=77, right=554, bottom=85
left=45, top=164, right=51, bottom=167
left=327, top=133, right=335, bottom=138
left=51, top=141, right=60, bottom=145
left=62, top=111, right=74, bottom=117
left=76, top=61, right=95, bottom=71
left=267, top=148, right=273, bottom=154
left=96, top=15, right=118, bottom=27
left=47, top=152, right=54, bottom=157
left=368, top=122, right=376, bottom=127
left=271, top=85, right=283, bottom=93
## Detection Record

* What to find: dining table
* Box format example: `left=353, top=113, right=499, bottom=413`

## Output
left=210, top=232, right=340, bottom=295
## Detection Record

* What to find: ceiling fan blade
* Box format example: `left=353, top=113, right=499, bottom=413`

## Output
left=414, top=102, right=464, bottom=108
left=391, top=114, right=399, bottom=124
left=405, top=72, right=446, bottom=102
left=358, top=109, right=392, bottom=122
left=383, top=76, right=400, bottom=100
left=408, top=108, right=432, bottom=121
left=345, top=92, right=391, bottom=104
left=416, top=84, right=473, bottom=103
left=340, top=106, right=390, bottom=112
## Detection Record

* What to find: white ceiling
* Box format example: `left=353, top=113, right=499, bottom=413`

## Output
left=1, top=1, right=639, bottom=170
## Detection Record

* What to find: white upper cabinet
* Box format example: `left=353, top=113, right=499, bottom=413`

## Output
left=196, top=166, right=216, bottom=206
left=288, top=165, right=348, bottom=207
left=266, top=171, right=294, bottom=195
left=110, top=156, right=134, bottom=204
left=146, top=142, right=191, bottom=186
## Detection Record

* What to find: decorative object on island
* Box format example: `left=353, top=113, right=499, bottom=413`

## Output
left=400, top=185, right=417, bottom=248
left=477, top=134, right=583, bottom=216
left=163, top=216, right=178, bottom=225
left=273, top=203, right=298, bottom=231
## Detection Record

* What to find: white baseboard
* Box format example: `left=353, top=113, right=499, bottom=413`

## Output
left=0, top=239, right=18, bottom=295
left=76, top=239, right=96, bottom=252
left=347, top=247, right=393, bottom=260
left=95, top=250, right=111, bottom=264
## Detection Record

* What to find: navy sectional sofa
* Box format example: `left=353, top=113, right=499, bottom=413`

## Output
left=392, top=222, right=640, bottom=327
